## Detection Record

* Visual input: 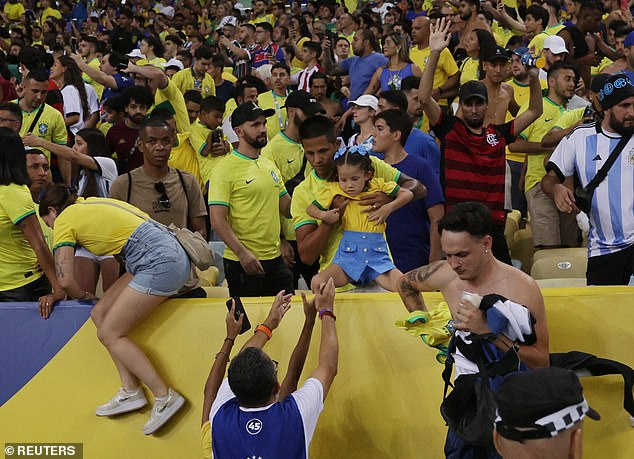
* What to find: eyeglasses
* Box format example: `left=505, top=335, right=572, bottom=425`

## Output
left=154, top=182, right=171, bottom=208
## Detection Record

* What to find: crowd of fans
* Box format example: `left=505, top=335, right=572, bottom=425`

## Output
left=0, top=0, right=633, bottom=454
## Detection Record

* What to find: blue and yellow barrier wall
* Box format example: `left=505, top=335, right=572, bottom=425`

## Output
left=0, top=287, right=633, bottom=458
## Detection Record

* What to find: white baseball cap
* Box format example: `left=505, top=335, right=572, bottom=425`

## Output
left=126, top=49, right=146, bottom=59
left=165, top=58, right=184, bottom=70
left=349, top=95, right=379, bottom=111
left=543, top=35, right=568, bottom=55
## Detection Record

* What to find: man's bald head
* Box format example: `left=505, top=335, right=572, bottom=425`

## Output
left=411, top=16, right=431, bottom=45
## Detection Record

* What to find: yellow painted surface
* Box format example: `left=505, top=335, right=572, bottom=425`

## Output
left=1, top=288, right=633, bottom=458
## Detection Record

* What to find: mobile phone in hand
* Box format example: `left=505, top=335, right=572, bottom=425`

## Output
left=226, top=296, right=252, bottom=334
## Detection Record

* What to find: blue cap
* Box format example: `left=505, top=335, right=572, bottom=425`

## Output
left=624, top=31, right=634, bottom=47
left=511, top=47, right=529, bottom=57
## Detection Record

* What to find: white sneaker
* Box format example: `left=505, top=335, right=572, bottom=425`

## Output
left=96, top=387, right=148, bottom=416
left=143, top=389, right=185, bottom=435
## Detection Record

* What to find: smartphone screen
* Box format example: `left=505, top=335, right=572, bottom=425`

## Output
left=226, top=296, right=252, bottom=334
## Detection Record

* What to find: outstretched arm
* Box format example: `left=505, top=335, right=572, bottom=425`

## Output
left=201, top=302, right=243, bottom=425
left=397, top=261, right=456, bottom=312
left=241, top=290, right=293, bottom=351
left=419, top=18, right=452, bottom=127
left=308, top=278, right=338, bottom=399
left=279, top=292, right=317, bottom=400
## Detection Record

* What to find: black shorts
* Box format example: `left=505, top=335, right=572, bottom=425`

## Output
left=224, top=256, right=294, bottom=297
left=586, top=244, right=634, bottom=285
left=0, top=276, right=51, bottom=302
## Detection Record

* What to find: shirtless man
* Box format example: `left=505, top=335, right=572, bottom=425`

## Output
left=481, top=46, right=519, bottom=125
left=397, top=201, right=550, bottom=458
left=456, top=0, right=491, bottom=53
left=602, top=29, right=634, bottom=76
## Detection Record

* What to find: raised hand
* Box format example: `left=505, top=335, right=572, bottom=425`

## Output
left=429, top=17, right=452, bottom=53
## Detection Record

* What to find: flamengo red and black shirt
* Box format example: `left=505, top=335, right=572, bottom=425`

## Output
left=432, top=111, right=515, bottom=227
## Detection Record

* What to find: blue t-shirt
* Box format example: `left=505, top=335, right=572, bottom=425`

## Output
left=101, top=72, right=134, bottom=102
left=383, top=154, right=444, bottom=272
left=340, top=52, right=389, bottom=101
left=374, top=129, right=441, bottom=179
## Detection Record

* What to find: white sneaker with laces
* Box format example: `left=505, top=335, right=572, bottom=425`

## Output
left=143, top=389, right=185, bottom=435
left=96, top=387, right=148, bottom=416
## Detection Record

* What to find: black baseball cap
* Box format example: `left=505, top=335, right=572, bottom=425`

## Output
left=482, top=46, right=510, bottom=62
left=283, top=90, right=326, bottom=115
left=599, top=74, right=634, bottom=110
left=459, top=80, right=488, bottom=103
left=494, top=367, right=600, bottom=442
left=231, top=102, right=276, bottom=129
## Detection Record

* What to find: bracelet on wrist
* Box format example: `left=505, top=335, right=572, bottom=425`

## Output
left=224, top=337, right=234, bottom=345
left=318, top=308, right=336, bottom=321
left=215, top=350, right=228, bottom=359
left=255, top=324, right=273, bottom=339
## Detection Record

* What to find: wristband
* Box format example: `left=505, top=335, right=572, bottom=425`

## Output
left=224, top=337, right=234, bottom=345
left=255, top=324, right=273, bottom=339
left=318, top=309, right=336, bottom=321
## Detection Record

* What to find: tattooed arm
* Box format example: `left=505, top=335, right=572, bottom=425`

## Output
left=54, top=246, right=88, bottom=299
left=397, top=261, right=456, bottom=312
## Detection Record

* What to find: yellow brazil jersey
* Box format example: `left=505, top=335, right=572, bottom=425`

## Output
left=0, top=184, right=42, bottom=291
left=169, top=132, right=204, bottom=191
left=459, top=57, right=480, bottom=85
left=261, top=131, right=309, bottom=241
left=208, top=150, right=288, bottom=261
left=506, top=78, right=548, bottom=163
left=410, top=47, right=459, bottom=107
left=224, top=98, right=238, bottom=119
left=98, top=121, right=112, bottom=136
left=153, top=79, right=190, bottom=134
left=520, top=97, right=568, bottom=192
left=258, top=90, right=288, bottom=141
left=170, top=67, right=216, bottom=99
left=53, top=197, right=147, bottom=256
left=492, top=20, right=515, bottom=47
left=223, top=70, right=237, bottom=84
left=4, top=2, right=25, bottom=21
left=291, top=156, right=400, bottom=271
left=40, top=7, right=62, bottom=24
left=190, top=120, right=225, bottom=187
left=552, top=107, right=585, bottom=130
left=529, top=25, right=566, bottom=55
left=248, top=14, right=276, bottom=26
left=137, top=57, right=167, bottom=69
left=84, top=57, right=104, bottom=101
left=292, top=37, right=310, bottom=69
left=18, top=103, right=67, bottom=162
left=314, top=178, right=399, bottom=234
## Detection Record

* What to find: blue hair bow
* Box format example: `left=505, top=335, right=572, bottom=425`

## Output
left=333, top=144, right=370, bottom=160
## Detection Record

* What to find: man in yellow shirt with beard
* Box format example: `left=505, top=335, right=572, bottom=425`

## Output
left=208, top=103, right=294, bottom=297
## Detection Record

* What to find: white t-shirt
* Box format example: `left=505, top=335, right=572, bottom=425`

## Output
left=61, top=84, right=99, bottom=135
left=77, top=156, right=118, bottom=198
left=372, top=2, right=394, bottom=20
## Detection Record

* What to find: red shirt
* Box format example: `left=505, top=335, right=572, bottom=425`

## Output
left=433, top=112, right=515, bottom=226
left=106, top=120, right=141, bottom=174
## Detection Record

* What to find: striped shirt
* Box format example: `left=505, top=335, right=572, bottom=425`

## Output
left=433, top=112, right=515, bottom=227
left=295, top=64, right=323, bottom=92
left=547, top=123, right=634, bottom=258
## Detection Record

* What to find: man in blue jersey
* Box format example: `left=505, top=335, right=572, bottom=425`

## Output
left=372, top=109, right=445, bottom=271
left=201, top=280, right=338, bottom=459
left=542, top=73, right=634, bottom=285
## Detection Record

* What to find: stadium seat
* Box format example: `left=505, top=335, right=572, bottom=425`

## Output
left=535, top=278, right=587, bottom=288
left=531, top=256, right=588, bottom=280
left=533, top=247, right=587, bottom=262
left=510, top=224, right=534, bottom=274
left=504, top=210, right=521, bottom=249
left=196, top=266, right=219, bottom=287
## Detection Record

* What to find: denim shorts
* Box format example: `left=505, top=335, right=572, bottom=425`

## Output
left=332, top=231, right=395, bottom=285
left=123, top=222, right=191, bottom=296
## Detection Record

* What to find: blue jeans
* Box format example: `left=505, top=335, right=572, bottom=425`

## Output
left=444, top=429, right=501, bottom=459
left=123, top=222, right=191, bottom=296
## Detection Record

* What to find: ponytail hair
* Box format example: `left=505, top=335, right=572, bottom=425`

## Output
left=39, top=184, right=78, bottom=217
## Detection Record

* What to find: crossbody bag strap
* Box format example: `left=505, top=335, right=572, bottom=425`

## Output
left=585, top=133, right=632, bottom=193
left=26, top=103, right=46, bottom=134
left=80, top=199, right=155, bottom=225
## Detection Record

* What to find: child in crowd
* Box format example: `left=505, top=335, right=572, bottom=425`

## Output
left=307, top=145, right=413, bottom=292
